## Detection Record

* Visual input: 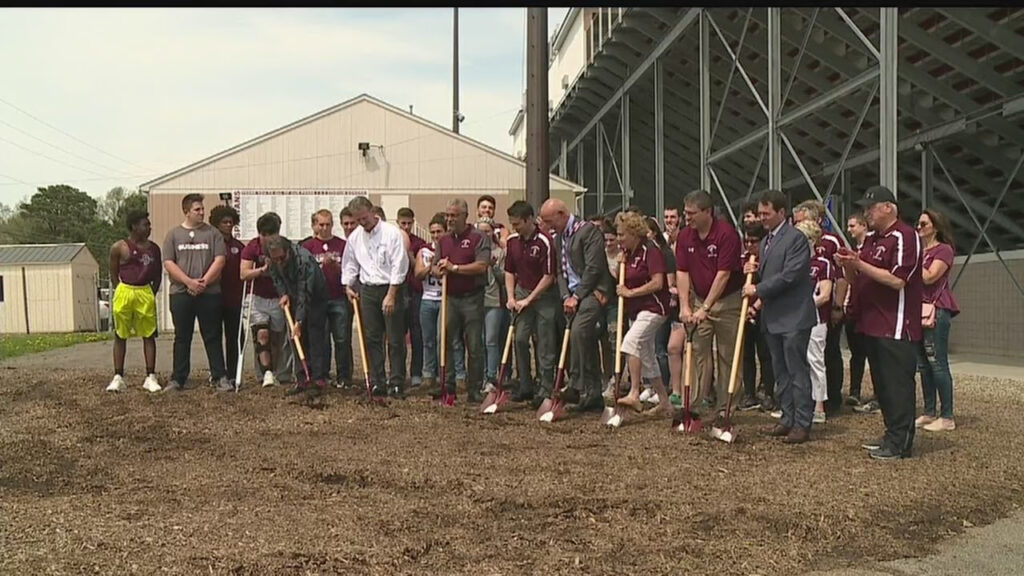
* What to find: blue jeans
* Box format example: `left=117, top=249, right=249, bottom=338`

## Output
left=483, top=306, right=509, bottom=382
left=325, top=299, right=352, bottom=382
left=419, top=298, right=466, bottom=381
left=918, top=308, right=953, bottom=419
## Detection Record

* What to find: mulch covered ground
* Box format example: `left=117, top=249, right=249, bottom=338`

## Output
left=2, top=365, right=1023, bottom=575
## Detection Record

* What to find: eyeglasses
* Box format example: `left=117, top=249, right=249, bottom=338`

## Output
left=916, top=222, right=930, bottom=229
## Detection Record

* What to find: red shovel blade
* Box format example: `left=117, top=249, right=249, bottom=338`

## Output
left=536, top=397, right=553, bottom=419
left=479, top=390, right=499, bottom=414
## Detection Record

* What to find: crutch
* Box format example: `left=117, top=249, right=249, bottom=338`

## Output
left=234, top=280, right=254, bottom=392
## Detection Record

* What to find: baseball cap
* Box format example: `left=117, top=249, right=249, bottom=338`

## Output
left=855, top=185, right=897, bottom=208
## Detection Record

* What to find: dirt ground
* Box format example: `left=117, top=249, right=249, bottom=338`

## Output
left=2, top=337, right=1024, bottom=575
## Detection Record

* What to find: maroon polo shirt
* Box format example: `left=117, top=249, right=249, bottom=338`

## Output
left=406, top=234, right=429, bottom=294
left=439, top=225, right=490, bottom=296
left=301, top=235, right=346, bottom=301
left=854, top=220, right=923, bottom=342
left=675, top=218, right=743, bottom=300
left=240, top=238, right=279, bottom=299
left=623, top=240, right=670, bottom=319
left=810, top=255, right=835, bottom=324
left=220, top=236, right=245, bottom=308
left=504, top=227, right=556, bottom=291
left=818, top=230, right=844, bottom=280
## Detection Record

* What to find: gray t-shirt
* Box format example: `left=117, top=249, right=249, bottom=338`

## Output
left=162, top=223, right=226, bottom=295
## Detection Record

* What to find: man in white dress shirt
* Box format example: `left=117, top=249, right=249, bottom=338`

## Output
left=341, top=196, right=411, bottom=399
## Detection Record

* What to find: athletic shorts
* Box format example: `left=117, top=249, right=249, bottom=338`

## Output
left=112, top=283, right=157, bottom=339
left=249, top=295, right=286, bottom=333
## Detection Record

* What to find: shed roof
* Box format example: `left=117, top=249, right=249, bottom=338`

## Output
left=0, top=243, right=88, bottom=265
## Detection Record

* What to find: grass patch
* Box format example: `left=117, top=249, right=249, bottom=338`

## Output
left=1, top=332, right=111, bottom=360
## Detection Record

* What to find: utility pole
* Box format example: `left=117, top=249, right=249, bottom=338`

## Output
left=526, top=7, right=549, bottom=207
left=452, top=8, right=461, bottom=133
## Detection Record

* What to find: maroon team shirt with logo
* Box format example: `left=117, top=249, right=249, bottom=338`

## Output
left=504, top=228, right=556, bottom=291
left=118, top=239, right=162, bottom=288
left=407, top=234, right=429, bottom=294
left=675, top=218, right=744, bottom=300
left=221, top=236, right=246, bottom=308
left=301, top=236, right=346, bottom=301
left=240, top=238, right=279, bottom=299
left=817, top=230, right=844, bottom=280
left=623, top=240, right=670, bottom=319
left=439, top=226, right=490, bottom=296
left=810, top=255, right=836, bottom=324
left=853, top=220, right=923, bottom=342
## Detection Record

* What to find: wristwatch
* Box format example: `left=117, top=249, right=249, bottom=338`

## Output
left=701, top=303, right=711, bottom=312
left=453, top=264, right=460, bottom=273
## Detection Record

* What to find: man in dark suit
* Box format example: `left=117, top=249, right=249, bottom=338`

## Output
left=540, top=198, right=615, bottom=412
left=742, top=189, right=817, bottom=444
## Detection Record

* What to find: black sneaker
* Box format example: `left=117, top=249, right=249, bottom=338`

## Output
left=854, top=400, right=881, bottom=414
left=861, top=437, right=884, bottom=451
left=388, top=386, right=406, bottom=399
left=869, top=446, right=909, bottom=460
left=467, top=387, right=484, bottom=404
left=510, top=389, right=534, bottom=402
left=570, top=394, right=604, bottom=413
left=530, top=395, right=548, bottom=410
left=162, top=380, right=184, bottom=393
left=284, top=383, right=308, bottom=396
left=845, top=395, right=862, bottom=407
left=760, top=397, right=776, bottom=412
left=371, top=384, right=388, bottom=399
left=557, top=387, right=581, bottom=405
left=738, top=395, right=761, bottom=412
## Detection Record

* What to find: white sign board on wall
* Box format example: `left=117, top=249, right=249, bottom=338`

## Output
left=231, top=189, right=368, bottom=240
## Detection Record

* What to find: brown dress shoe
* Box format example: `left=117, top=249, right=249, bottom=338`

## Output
left=764, top=424, right=791, bottom=437
left=783, top=428, right=810, bottom=444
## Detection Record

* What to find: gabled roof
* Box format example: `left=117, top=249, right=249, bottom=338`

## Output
left=141, top=93, right=585, bottom=193
left=0, top=243, right=88, bottom=265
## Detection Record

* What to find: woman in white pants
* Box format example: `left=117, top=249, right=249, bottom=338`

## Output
left=612, top=211, right=673, bottom=417
left=794, top=219, right=834, bottom=424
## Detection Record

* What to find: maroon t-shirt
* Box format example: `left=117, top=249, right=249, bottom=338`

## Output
left=220, top=236, right=246, bottom=308
left=504, top=227, right=556, bottom=291
left=118, top=239, right=162, bottom=288
left=810, top=255, right=835, bottom=324
left=240, top=238, right=279, bottom=299
left=438, top=226, right=491, bottom=296
left=675, top=218, right=744, bottom=299
left=922, top=242, right=959, bottom=316
left=624, top=240, right=670, bottom=319
left=854, top=220, right=923, bottom=342
left=407, top=234, right=429, bottom=294
left=301, top=236, right=346, bottom=301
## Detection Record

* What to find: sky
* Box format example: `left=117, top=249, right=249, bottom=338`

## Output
left=0, top=7, right=570, bottom=208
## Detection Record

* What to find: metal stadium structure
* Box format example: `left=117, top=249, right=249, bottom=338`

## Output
left=536, top=7, right=1024, bottom=356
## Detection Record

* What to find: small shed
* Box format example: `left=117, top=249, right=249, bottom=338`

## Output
left=0, top=243, right=100, bottom=334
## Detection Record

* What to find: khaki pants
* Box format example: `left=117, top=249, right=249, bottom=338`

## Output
left=690, top=290, right=743, bottom=413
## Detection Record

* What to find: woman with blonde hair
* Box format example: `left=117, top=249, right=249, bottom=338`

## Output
left=613, top=211, right=673, bottom=416
left=794, top=218, right=834, bottom=424
left=915, top=209, right=959, bottom=432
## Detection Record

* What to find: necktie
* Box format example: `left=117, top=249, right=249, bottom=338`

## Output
left=765, top=231, right=775, bottom=253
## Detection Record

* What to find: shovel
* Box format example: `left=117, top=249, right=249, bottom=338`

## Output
left=672, top=322, right=701, bottom=433
left=481, top=312, right=515, bottom=414
left=283, top=305, right=312, bottom=384
left=350, top=294, right=385, bottom=405
left=438, top=275, right=455, bottom=407
left=601, top=262, right=627, bottom=428
left=537, top=317, right=572, bottom=423
left=710, top=255, right=757, bottom=444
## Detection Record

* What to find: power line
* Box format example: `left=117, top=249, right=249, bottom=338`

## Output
left=0, top=95, right=157, bottom=173
left=0, top=171, right=33, bottom=186
left=0, top=118, right=136, bottom=177
left=0, top=134, right=110, bottom=177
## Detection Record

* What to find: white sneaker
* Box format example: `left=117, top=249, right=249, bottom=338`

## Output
left=262, top=370, right=278, bottom=388
left=142, top=374, right=162, bottom=393
left=770, top=409, right=783, bottom=419
left=639, top=388, right=653, bottom=403
left=813, top=411, right=826, bottom=424
left=646, top=393, right=660, bottom=405
left=105, top=374, right=125, bottom=392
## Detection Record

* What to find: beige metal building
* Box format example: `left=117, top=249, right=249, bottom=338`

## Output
left=0, top=243, right=100, bottom=334
left=140, top=93, right=585, bottom=331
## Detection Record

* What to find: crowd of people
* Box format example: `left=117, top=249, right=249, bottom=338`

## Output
left=104, top=187, right=961, bottom=459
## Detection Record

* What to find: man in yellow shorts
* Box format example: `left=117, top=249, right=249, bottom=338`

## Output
left=106, top=209, right=163, bottom=393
